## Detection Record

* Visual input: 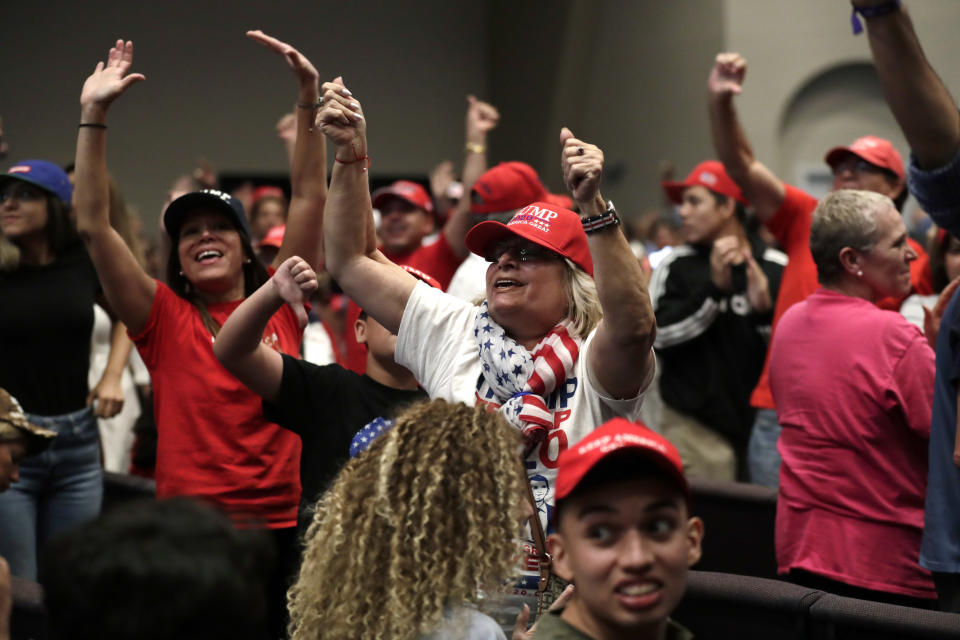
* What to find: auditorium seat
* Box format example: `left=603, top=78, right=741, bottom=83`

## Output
left=689, top=477, right=778, bottom=579
left=673, top=570, right=823, bottom=639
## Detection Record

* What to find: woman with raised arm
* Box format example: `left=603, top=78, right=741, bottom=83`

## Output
left=318, top=80, right=656, bottom=620
left=73, top=35, right=326, bottom=606
left=0, top=158, right=131, bottom=580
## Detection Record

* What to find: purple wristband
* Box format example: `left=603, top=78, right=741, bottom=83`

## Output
left=851, top=0, right=902, bottom=35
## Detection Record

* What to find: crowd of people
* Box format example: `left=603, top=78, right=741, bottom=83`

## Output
left=3, top=2, right=960, bottom=639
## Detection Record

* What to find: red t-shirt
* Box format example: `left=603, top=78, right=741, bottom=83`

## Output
left=750, top=185, right=820, bottom=409
left=751, top=186, right=932, bottom=409
left=131, top=282, right=303, bottom=527
left=346, top=233, right=464, bottom=374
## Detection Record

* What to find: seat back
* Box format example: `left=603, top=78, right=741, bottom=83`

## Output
left=689, top=477, right=779, bottom=579
left=673, top=570, right=823, bottom=639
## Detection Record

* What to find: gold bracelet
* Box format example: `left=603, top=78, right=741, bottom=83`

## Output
left=465, top=142, right=486, bottom=154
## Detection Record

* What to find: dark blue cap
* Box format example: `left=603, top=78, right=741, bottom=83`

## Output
left=1, top=160, right=73, bottom=206
left=163, top=189, right=251, bottom=239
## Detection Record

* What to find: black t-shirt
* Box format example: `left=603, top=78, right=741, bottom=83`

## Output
left=263, top=354, right=428, bottom=531
left=0, top=244, right=101, bottom=415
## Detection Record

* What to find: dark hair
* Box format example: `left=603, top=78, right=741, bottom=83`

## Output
left=45, top=193, right=80, bottom=256
left=891, top=180, right=908, bottom=212
left=165, top=217, right=269, bottom=336
left=709, top=190, right=748, bottom=225
left=554, top=451, right=688, bottom=530
left=39, top=498, right=273, bottom=640
left=249, top=195, right=287, bottom=225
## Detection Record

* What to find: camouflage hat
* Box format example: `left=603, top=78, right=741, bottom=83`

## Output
left=0, top=388, right=56, bottom=456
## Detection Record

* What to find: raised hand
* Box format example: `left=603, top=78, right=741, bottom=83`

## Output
left=560, top=127, right=604, bottom=206
left=317, top=78, right=365, bottom=150
left=80, top=40, right=145, bottom=119
left=708, top=52, right=747, bottom=99
left=246, top=30, right=318, bottom=91
left=466, top=94, right=500, bottom=140
left=271, top=256, right=319, bottom=327
left=276, top=112, right=297, bottom=144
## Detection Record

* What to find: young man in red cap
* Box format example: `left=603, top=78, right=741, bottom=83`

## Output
left=535, top=417, right=703, bottom=640
left=707, top=52, right=932, bottom=488
left=651, top=161, right=784, bottom=481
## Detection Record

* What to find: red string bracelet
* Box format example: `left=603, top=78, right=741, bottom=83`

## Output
left=334, top=148, right=371, bottom=173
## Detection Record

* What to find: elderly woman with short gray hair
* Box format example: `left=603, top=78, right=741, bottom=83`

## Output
left=768, top=188, right=940, bottom=607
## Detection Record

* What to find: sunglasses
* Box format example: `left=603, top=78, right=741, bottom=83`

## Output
left=831, top=158, right=896, bottom=179
left=485, top=237, right=560, bottom=264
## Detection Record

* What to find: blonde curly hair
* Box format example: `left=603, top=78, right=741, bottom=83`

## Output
left=288, top=400, right=527, bottom=640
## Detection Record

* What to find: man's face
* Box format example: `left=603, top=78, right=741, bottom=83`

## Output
left=549, top=477, right=703, bottom=639
left=0, top=440, right=27, bottom=492
left=378, top=197, right=433, bottom=255
left=830, top=153, right=904, bottom=200
left=677, top=185, right=733, bottom=246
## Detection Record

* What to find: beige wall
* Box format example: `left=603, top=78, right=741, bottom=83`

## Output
left=724, top=0, right=960, bottom=197
left=1, top=0, right=487, bottom=227
left=4, top=1, right=960, bottom=232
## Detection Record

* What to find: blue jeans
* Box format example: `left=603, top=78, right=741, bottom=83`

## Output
left=747, top=408, right=782, bottom=488
left=0, top=406, right=102, bottom=579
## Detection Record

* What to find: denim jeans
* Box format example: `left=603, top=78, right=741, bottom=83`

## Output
left=747, top=407, right=782, bottom=488
left=0, top=406, right=102, bottom=579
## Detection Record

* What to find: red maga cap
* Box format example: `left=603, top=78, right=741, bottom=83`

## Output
left=662, top=160, right=747, bottom=206
left=465, top=202, right=594, bottom=276
left=555, top=417, right=688, bottom=501
left=371, top=180, right=434, bottom=214
left=258, top=224, right=285, bottom=249
left=253, top=185, right=285, bottom=204
left=824, top=135, right=904, bottom=181
left=471, top=162, right=547, bottom=215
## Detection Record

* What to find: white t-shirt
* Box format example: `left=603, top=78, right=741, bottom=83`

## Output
left=447, top=252, right=488, bottom=303
left=396, top=281, right=649, bottom=591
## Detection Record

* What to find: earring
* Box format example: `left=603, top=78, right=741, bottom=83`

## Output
left=857, top=270, right=863, bottom=277
left=243, top=258, right=252, bottom=264
left=178, top=270, right=185, bottom=276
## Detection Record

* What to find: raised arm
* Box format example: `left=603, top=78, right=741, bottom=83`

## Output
left=246, top=31, right=327, bottom=269
left=853, top=1, right=960, bottom=170
left=75, top=40, right=157, bottom=335
left=443, top=95, right=500, bottom=258
left=318, top=80, right=417, bottom=335
left=214, top=256, right=317, bottom=402
left=560, top=128, right=655, bottom=399
left=707, top=53, right=786, bottom=222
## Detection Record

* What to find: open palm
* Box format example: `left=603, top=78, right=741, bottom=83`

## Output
left=80, top=40, right=145, bottom=112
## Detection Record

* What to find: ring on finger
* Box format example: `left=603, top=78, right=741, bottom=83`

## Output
left=576, top=146, right=585, bottom=156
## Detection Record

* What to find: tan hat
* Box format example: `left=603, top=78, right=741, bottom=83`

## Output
left=0, top=388, right=56, bottom=456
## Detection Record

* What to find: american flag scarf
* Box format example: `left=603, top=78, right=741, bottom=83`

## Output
left=473, top=301, right=582, bottom=453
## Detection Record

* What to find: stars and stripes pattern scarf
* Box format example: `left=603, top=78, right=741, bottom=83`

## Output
left=473, top=301, right=582, bottom=453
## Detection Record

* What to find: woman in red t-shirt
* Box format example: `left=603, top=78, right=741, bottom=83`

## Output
left=72, top=33, right=328, bottom=630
